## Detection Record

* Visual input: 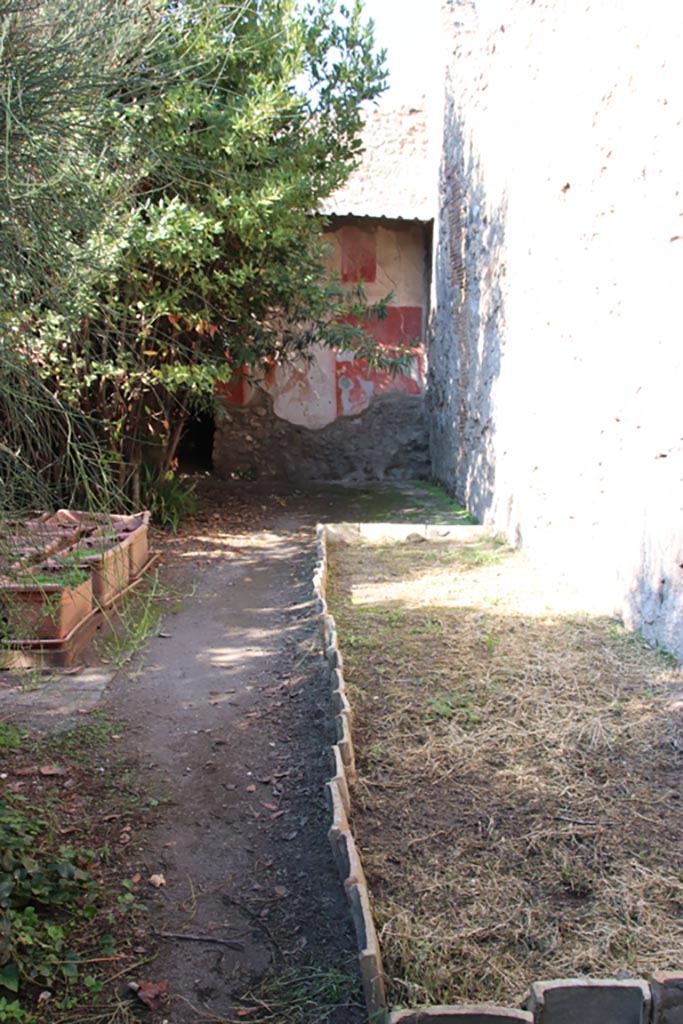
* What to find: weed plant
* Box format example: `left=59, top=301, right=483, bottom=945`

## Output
left=143, top=470, right=198, bottom=532
left=238, top=959, right=364, bottom=1024
left=96, top=571, right=165, bottom=669
left=0, top=717, right=153, bottom=1021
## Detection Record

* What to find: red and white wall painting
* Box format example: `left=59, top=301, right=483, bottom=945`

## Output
left=218, top=216, right=430, bottom=428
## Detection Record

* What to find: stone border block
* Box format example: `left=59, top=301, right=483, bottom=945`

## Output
left=329, top=824, right=352, bottom=883
left=325, top=776, right=349, bottom=835
left=525, top=978, right=650, bottom=1024
left=330, top=664, right=345, bottom=690
left=336, top=710, right=356, bottom=784
left=330, top=743, right=351, bottom=815
left=344, top=827, right=368, bottom=891
left=423, top=525, right=489, bottom=543
left=651, top=972, right=683, bottom=1023
left=332, top=683, right=352, bottom=719
left=313, top=570, right=326, bottom=601
left=389, top=1007, right=534, bottom=1023
left=320, top=613, right=335, bottom=647
left=324, top=522, right=361, bottom=546
left=325, top=521, right=491, bottom=547
left=347, top=880, right=386, bottom=1018
left=326, top=778, right=351, bottom=880
left=360, top=949, right=387, bottom=1023
left=326, top=642, right=343, bottom=673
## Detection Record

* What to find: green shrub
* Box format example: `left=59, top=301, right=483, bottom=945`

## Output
left=145, top=471, right=199, bottom=532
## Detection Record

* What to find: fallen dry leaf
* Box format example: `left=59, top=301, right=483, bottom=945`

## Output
left=39, top=765, right=67, bottom=777
left=135, top=979, right=168, bottom=1010
left=246, top=784, right=256, bottom=793
left=148, top=873, right=166, bottom=888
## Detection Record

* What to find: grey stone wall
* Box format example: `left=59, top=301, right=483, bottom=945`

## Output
left=430, top=0, right=683, bottom=656
left=213, top=389, right=430, bottom=483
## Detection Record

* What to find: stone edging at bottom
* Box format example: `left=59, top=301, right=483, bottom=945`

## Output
left=312, top=522, right=683, bottom=1024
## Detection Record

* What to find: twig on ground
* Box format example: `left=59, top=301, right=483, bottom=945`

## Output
left=158, top=930, right=244, bottom=950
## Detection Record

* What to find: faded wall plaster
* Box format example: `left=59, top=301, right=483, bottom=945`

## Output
left=429, top=0, right=683, bottom=655
left=323, top=219, right=430, bottom=311
left=215, top=216, right=432, bottom=480
left=262, top=218, right=430, bottom=428
left=235, top=217, right=429, bottom=422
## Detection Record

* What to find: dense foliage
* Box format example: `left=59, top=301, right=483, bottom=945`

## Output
left=0, top=0, right=386, bottom=508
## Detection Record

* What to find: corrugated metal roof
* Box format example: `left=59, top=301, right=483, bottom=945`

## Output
left=319, top=102, right=437, bottom=222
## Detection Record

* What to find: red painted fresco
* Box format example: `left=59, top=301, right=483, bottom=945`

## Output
left=218, top=307, right=425, bottom=421
left=361, top=305, right=423, bottom=346
left=335, top=305, right=425, bottom=418
left=339, top=225, right=377, bottom=283
left=216, top=367, right=250, bottom=406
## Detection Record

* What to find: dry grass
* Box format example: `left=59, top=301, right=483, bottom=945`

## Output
left=327, top=534, right=683, bottom=1009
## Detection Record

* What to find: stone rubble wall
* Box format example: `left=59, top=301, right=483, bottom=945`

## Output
left=428, top=0, right=683, bottom=657
left=213, top=389, right=430, bottom=483
left=314, top=524, right=683, bottom=1023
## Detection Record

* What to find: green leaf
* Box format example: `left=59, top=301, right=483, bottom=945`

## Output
left=0, top=963, right=19, bottom=993
left=62, top=953, right=80, bottom=979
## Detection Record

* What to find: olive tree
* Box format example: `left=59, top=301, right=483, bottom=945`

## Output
left=1, top=0, right=387, bottom=509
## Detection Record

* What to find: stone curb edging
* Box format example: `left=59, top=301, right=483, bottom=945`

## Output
left=314, top=522, right=385, bottom=1019
left=313, top=522, right=683, bottom=1024
left=389, top=1009, right=533, bottom=1024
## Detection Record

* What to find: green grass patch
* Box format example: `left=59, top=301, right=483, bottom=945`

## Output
left=238, top=959, right=364, bottom=1024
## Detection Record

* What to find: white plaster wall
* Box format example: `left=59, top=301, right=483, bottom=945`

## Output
left=431, top=0, right=683, bottom=654
left=269, top=345, right=337, bottom=429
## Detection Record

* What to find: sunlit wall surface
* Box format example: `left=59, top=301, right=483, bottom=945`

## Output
left=429, top=0, right=683, bottom=656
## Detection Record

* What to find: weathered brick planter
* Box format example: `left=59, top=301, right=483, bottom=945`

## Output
left=48, top=510, right=151, bottom=581
left=0, top=509, right=153, bottom=664
left=67, top=537, right=131, bottom=607
left=1, top=576, right=93, bottom=641
left=113, top=513, right=150, bottom=579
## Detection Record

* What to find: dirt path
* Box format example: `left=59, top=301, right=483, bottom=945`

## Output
left=0, top=480, right=455, bottom=1021
left=104, top=488, right=369, bottom=1023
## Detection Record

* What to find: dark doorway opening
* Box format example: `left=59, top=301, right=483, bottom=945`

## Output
left=177, top=409, right=215, bottom=472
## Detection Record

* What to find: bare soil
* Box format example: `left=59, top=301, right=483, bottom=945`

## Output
left=327, top=532, right=683, bottom=1010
